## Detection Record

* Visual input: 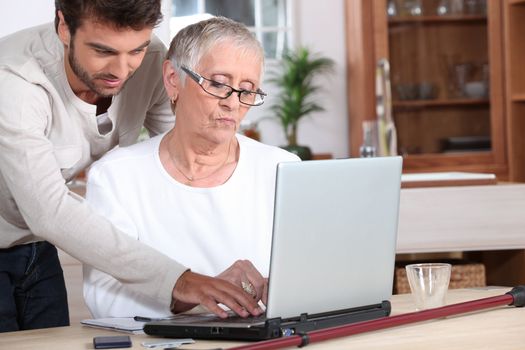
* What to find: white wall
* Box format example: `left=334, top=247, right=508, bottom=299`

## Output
left=290, top=0, right=348, bottom=158
left=0, top=0, right=349, bottom=158
left=241, top=0, right=349, bottom=158
left=0, top=1, right=54, bottom=36
left=0, top=2, right=169, bottom=46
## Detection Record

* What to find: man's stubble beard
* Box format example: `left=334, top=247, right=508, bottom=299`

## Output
left=68, top=39, right=133, bottom=98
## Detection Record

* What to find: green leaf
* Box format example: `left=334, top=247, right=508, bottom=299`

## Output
left=266, top=47, right=334, bottom=142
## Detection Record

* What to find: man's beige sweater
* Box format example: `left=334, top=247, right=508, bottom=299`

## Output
left=0, top=23, right=186, bottom=306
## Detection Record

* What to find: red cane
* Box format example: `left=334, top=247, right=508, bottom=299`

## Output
left=225, top=286, right=525, bottom=350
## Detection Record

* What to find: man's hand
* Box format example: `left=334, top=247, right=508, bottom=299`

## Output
left=216, top=260, right=268, bottom=305
left=171, top=270, right=264, bottom=318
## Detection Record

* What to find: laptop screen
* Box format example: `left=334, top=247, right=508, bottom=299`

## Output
left=266, top=156, right=402, bottom=319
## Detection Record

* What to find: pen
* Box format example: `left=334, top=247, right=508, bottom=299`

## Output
left=133, top=315, right=178, bottom=322
left=141, top=339, right=194, bottom=348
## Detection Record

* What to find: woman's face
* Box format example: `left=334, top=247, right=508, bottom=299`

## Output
left=173, top=41, right=262, bottom=144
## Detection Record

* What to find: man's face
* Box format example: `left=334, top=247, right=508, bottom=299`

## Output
left=60, top=16, right=152, bottom=99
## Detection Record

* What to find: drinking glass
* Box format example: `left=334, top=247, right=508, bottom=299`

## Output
left=406, top=263, right=452, bottom=310
left=387, top=0, right=398, bottom=17
left=450, top=0, right=464, bottom=14
left=436, top=0, right=450, bottom=16
left=399, top=0, right=422, bottom=16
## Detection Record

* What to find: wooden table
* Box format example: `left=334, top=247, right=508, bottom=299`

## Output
left=1, top=287, right=524, bottom=350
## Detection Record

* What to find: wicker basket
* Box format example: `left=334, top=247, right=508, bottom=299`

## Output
left=395, top=261, right=486, bottom=294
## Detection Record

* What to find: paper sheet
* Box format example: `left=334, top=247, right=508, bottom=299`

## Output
left=81, top=317, right=146, bottom=334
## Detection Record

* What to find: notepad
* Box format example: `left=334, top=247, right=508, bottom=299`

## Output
left=81, top=317, right=146, bottom=334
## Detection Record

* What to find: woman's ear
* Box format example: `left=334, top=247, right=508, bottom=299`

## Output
left=163, top=60, right=180, bottom=103
left=56, top=11, right=71, bottom=48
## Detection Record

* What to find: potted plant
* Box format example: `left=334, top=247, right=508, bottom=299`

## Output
left=268, top=47, right=334, bottom=160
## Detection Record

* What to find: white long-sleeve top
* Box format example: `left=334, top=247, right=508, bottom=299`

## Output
left=84, top=133, right=300, bottom=318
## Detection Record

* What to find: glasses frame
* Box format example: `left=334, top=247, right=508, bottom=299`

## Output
left=180, top=65, right=267, bottom=106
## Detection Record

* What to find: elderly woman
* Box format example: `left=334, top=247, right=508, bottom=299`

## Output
left=83, top=17, right=300, bottom=319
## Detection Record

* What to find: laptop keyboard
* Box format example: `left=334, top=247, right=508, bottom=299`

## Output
left=166, top=311, right=267, bottom=325
left=221, top=313, right=267, bottom=324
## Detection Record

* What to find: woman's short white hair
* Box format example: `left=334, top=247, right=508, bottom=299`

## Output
left=166, top=16, right=265, bottom=85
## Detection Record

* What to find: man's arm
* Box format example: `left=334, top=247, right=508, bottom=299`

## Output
left=0, top=74, right=184, bottom=305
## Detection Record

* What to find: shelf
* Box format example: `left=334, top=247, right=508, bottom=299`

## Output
left=346, top=2, right=506, bottom=177
left=511, top=94, right=525, bottom=102
left=388, top=15, right=487, bottom=25
left=401, top=172, right=497, bottom=188
left=401, top=152, right=503, bottom=174
left=393, top=98, right=490, bottom=110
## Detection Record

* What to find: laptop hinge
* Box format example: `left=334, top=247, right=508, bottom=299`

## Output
left=264, top=317, right=283, bottom=338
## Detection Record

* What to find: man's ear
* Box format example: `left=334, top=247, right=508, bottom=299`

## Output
left=163, top=60, right=180, bottom=102
left=56, top=10, right=71, bottom=48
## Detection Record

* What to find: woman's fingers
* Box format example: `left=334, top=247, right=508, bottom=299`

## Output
left=172, top=270, right=263, bottom=317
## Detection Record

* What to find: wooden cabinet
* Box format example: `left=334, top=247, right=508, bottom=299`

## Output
left=345, top=0, right=518, bottom=179
left=504, top=0, right=525, bottom=181
left=346, top=1, right=525, bottom=287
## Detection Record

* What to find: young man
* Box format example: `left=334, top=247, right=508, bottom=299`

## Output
left=0, top=0, right=261, bottom=332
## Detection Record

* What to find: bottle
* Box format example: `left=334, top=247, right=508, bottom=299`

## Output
left=359, top=120, right=378, bottom=158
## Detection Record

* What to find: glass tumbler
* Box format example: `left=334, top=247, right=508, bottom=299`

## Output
left=406, top=263, right=452, bottom=310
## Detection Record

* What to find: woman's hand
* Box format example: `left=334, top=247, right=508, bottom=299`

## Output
left=216, top=260, right=268, bottom=305
left=171, top=269, right=264, bottom=318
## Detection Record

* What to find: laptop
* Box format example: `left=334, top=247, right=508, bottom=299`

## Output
left=144, top=156, right=403, bottom=341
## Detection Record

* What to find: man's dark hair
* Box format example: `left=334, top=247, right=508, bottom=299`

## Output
left=54, top=0, right=162, bottom=35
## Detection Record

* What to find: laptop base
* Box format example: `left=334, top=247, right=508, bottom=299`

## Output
left=143, top=301, right=391, bottom=341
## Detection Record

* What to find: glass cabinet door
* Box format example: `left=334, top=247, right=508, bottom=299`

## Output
left=348, top=0, right=508, bottom=178
left=386, top=0, right=490, bottom=156
left=505, top=0, right=525, bottom=181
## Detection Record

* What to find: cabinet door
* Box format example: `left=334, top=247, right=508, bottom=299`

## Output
left=347, top=0, right=507, bottom=177
left=504, top=0, right=525, bottom=182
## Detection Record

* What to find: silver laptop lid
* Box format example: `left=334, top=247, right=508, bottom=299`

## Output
left=266, top=156, right=402, bottom=319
